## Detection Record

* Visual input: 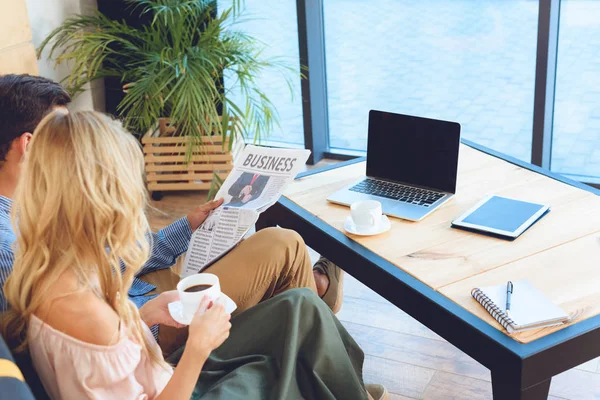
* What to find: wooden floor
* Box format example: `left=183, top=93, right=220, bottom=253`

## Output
left=147, top=161, right=600, bottom=400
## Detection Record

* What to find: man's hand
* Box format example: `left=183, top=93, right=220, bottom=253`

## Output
left=139, top=290, right=185, bottom=328
left=240, top=185, right=253, bottom=197
left=187, top=198, right=224, bottom=231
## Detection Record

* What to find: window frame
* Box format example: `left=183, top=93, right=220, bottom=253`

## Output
left=296, top=0, right=596, bottom=189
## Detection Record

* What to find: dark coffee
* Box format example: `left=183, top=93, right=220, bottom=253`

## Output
left=184, top=284, right=213, bottom=293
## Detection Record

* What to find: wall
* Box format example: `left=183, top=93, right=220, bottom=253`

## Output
left=0, top=1, right=38, bottom=75
left=25, top=0, right=105, bottom=111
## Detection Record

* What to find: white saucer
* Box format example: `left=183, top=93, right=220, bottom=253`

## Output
left=344, top=215, right=391, bottom=236
left=168, top=294, right=238, bottom=325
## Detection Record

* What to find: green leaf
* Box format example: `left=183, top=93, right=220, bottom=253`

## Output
left=207, top=170, right=225, bottom=201
left=37, top=0, right=303, bottom=158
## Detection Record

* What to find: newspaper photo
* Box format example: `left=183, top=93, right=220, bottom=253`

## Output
left=181, top=145, right=310, bottom=276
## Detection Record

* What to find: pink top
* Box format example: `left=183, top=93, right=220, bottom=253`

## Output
left=28, top=315, right=173, bottom=400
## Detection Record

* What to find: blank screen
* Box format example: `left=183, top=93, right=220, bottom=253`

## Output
left=366, top=110, right=461, bottom=193
left=462, top=196, right=545, bottom=232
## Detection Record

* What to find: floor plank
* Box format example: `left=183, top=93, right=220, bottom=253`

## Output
left=550, top=368, right=600, bottom=400
left=363, top=355, right=435, bottom=399
left=147, top=191, right=207, bottom=231
left=422, top=372, right=570, bottom=400
left=344, top=273, right=392, bottom=304
left=422, top=371, right=492, bottom=400
left=342, top=321, right=490, bottom=382
left=575, top=357, right=600, bottom=373
left=337, top=296, right=443, bottom=342
left=389, top=393, right=415, bottom=400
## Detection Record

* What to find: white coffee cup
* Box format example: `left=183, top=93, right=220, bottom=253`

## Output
left=177, top=273, right=221, bottom=319
left=350, top=200, right=383, bottom=230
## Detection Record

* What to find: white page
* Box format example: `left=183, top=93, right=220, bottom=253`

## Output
left=481, top=279, right=568, bottom=329
left=180, top=145, right=311, bottom=277
left=180, top=207, right=259, bottom=277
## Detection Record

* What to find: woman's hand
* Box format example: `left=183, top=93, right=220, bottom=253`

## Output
left=156, top=297, right=230, bottom=400
left=186, top=297, right=231, bottom=358
left=186, top=198, right=224, bottom=231
left=139, top=290, right=185, bottom=328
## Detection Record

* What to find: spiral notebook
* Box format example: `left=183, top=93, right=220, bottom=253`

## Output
left=471, top=280, right=569, bottom=334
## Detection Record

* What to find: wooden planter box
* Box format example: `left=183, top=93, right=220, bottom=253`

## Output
left=142, top=118, right=241, bottom=195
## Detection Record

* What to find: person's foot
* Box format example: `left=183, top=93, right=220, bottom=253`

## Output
left=312, top=257, right=344, bottom=313
left=313, top=269, right=329, bottom=298
left=365, top=384, right=389, bottom=400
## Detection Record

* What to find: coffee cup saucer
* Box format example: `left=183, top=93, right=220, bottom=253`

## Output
left=168, top=294, right=237, bottom=325
left=344, top=215, right=391, bottom=236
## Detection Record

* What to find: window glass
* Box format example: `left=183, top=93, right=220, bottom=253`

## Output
left=219, top=0, right=304, bottom=146
left=551, top=0, right=600, bottom=182
left=324, top=1, right=539, bottom=162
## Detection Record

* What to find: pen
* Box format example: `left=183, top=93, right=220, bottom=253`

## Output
left=506, top=281, right=513, bottom=316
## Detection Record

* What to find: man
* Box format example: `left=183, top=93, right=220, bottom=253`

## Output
left=227, top=172, right=269, bottom=206
left=0, top=74, right=343, bottom=349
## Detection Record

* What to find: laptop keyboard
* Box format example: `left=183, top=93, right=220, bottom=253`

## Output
left=349, top=178, right=444, bottom=207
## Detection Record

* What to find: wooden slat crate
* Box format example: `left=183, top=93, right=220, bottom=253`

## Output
left=142, top=117, right=242, bottom=192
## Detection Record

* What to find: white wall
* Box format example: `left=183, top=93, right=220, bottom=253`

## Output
left=25, top=0, right=105, bottom=111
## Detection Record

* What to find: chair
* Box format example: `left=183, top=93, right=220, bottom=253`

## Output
left=0, top=333, right=48, bottom=400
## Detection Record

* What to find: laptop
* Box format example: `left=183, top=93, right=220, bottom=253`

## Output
left=327, top=110, right=461, bottom=221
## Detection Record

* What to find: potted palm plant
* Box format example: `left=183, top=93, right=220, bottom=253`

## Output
left=38, top=0, right=295, bottom=200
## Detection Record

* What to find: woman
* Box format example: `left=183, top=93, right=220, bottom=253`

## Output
left=2, top=111, right=388, bottom=400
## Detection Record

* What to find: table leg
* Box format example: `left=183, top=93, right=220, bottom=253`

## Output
left=492, top=371, right=551, bottom=400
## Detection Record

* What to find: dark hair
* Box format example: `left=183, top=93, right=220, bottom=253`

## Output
left=0, top=74, right=71, bottom=161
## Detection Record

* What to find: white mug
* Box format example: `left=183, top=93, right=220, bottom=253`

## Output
left=350, top=200, right=382, bottom=230
left=177, top=273, right=221, bottom=319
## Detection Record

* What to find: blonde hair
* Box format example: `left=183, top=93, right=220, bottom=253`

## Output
left=2, top=111, right=162, bottom=365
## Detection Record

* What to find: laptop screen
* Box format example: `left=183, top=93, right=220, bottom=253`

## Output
left=366, top=110, right=461, bottom=193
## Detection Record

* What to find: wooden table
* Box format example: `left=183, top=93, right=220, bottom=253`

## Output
left=256, top=140, right=600, bottom=400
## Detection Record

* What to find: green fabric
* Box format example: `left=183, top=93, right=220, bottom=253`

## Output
left=168, top=288, right=368, bottom=400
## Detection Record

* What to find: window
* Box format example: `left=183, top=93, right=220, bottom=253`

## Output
left=218, top=0, right=599, bottom=187
left=552, top=0, right=600, bottom=182
left=219, top=0, right=304, bottom=146
left=323, top=1, right=539, bottom=162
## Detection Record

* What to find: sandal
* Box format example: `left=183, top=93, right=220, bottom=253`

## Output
left=365, top=384, right=389, bottom=400
left=313, top=257, right=344, bottom=313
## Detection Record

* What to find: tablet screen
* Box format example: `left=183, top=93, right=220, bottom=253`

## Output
left=462, top=196, right=545, bottom=233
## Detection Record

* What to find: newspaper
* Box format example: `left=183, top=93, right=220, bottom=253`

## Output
left=181, top=145, right=311, bottom=277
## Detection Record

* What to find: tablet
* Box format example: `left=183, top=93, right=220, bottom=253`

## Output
left=452, top=195, right=550, bottom=239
